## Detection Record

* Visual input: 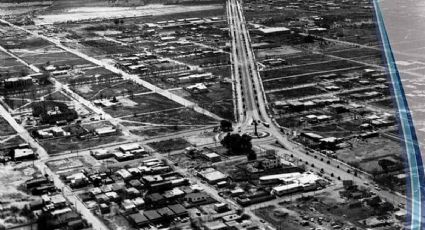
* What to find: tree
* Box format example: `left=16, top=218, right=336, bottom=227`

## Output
left=378, top=159, right=395, bottom=173
left=220, top=120, right=233, bottom=132
left=220, top=133, right=253, bottom=157
left=247, top=151, right=257, bottom=161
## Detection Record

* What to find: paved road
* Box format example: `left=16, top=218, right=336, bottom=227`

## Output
left=228, top=0, right=269, bottom=131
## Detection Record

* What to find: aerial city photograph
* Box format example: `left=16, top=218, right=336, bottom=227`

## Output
left=0, top=0, right=419, bottom=229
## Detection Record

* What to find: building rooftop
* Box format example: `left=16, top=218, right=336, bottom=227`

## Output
left=258, top=27, right=290, bottom=34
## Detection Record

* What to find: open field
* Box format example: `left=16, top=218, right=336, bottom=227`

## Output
left=261, top=60, right=361, bottom=81
left=39, top=135, right=126, bottom=154
left=148, top=137, right=191, bottom=153
left=103, top=93, right=181, bottom=118
left=326, top=47, right=382, bottom=59
left=0, top=135, right=26, bottom=149
left=262, top=75, right=317, bottom=90
left=123, top=107, right=216, bottom=126
left=72, top=80, right=150, bottom=100
left=123, top=107, right=217, bottom=137
left=256, top=46, right=301, bottom=58
left=79, top=39, right=134, bottom=56
left=0, top=116, right=16, bottom=136
left=302, top=123, right=353, bottom=139
left=16, top=50, right=82, bottom=66
left=173, top=83, right=234, bottom=120
left=267, top=86, right=326, bottom=101
left=336, top=137, right=402, bottom=173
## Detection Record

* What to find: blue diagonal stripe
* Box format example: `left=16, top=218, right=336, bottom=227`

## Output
left=372, top=0, right=424, bottom=228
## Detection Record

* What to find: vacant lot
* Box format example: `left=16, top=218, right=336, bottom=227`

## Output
left=174, top=83, right=234, bottom=120
left=40, top=135, right=126, bottom=154
left=336, top=136, right=402, bottom=173
left=148, top=138, right=191, bottom=153
left=262, top=75, right=317, bottom=90
left=0, top=135, right=25, bottom=149
left=73, top=80, right=150, bottom=100
left=14, top=49, right=81, bottom=66
left=261, top=60, right=361, bottom=80
left=103, top=93, right=181, bottom=118
left=302, top=123, right=353, bottom=138
left=256, top=45, right=301, bottom=58
left=124, top=107, right=217, bottom=137
left=0, top=116, right=16, bottom=136
left=123, top=107, right=216, bottom=126
left=327, top=48, right=381, bottom=59
left=267, top=86, right=326, bottom=101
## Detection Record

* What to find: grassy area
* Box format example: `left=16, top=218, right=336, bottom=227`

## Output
left=175, top=83, right=234, bottom=120
left=148, top=138, right=191, bottom=153
left=261, top=60, right=360, bottom=80
left=40, top=135, right=126, bottom=154
left=0, top=116, right=16, bottom=136
left=130, top=126, right=192, bottom=137
left=336, top=137, right=402, bottom=173
left=73, top=80, right=150, bottom=100
left=123, top=107, right=216, bottom=125
left=262, top=75, right=317, bottom=90
left=369, top=99, right=395, bottom=110
left=0, top=135, right=25, bottom=149
left=103, top=93, right=181, bottom=118
left=267, top=86, right=326, bottom=101
left=80, top=39, right=134, bottom=55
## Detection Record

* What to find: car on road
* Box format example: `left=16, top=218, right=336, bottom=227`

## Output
left=263, top=122, right=270, bottom=127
